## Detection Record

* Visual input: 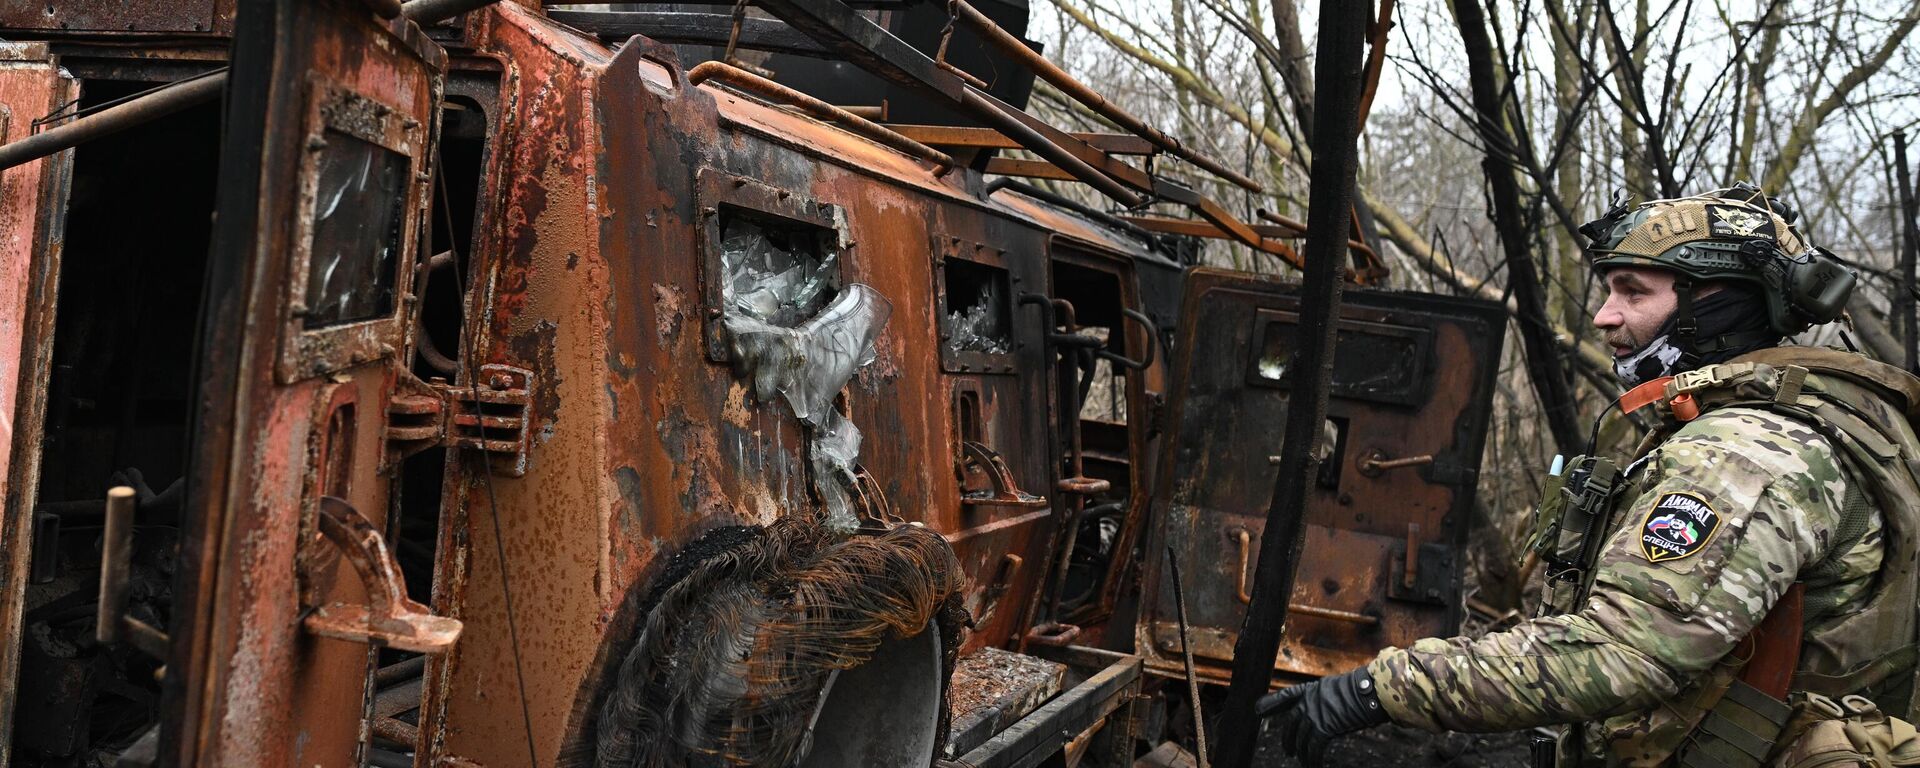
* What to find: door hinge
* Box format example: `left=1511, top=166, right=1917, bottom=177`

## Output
left=386, top=364, right=535, bottom=476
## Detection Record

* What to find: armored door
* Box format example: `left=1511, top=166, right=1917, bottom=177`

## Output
left=168, top=2, right=451, bottom=765
left=0, top=41, right=78, bottom=763
left=1139, top=268, right=1503, bottom=684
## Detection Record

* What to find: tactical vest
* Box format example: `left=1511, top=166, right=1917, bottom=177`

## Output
left=1539, top=347, right=1920, bottom=767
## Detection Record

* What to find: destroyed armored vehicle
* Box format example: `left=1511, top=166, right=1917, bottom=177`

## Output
left=0, top=0, right=1503, bottom=765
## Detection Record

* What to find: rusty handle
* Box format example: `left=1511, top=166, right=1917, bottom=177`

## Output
left=1024, top=621, right=1082, bottom=647
left=96, top=486, right=137, bottom=647
left=1230, top=529, right=1378, bottom=625
left=687, top=61, right=955, bottom=175
left=1357, top=450, right=1433, bottom=477
left=95, top=486, right=170, bottom=657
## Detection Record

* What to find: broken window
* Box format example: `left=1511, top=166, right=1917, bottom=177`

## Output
left=719, top=210, right=839, bottom=328
left=303, top=129, right=407, bottom=328
left=1251, top=311, right=1432, bottom=406
left=713, top=205, right=887, bottom=531
left=940, top=258, right=1011, bottom=355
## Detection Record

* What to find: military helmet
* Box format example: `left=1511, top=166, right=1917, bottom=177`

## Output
left=1581, top=188, right=1856, bottom=336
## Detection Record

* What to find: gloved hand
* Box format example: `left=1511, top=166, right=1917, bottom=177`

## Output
left=1256, top=667, right=1390, bottom=766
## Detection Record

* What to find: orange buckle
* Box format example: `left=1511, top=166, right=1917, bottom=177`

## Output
left=1619, top=375, right=1674, bottom=416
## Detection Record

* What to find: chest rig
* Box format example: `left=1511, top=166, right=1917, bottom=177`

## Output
left=1529, top=347, right=1920, bottom=767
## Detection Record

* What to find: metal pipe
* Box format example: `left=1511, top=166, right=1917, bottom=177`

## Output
left=1167, top=547, right=1211, bottom=768
left=399, top=0, right=501, bottom=25
left=985, top=178, right=1156, bottom=243
left=0, top=0, right=502, bottom=173
left=0, top=73, right=225, bottom=172
left=960, top=88, right=1144, bottom=207
left=96, top=486, right=138, bottom=647
left=950, top=0, right=1264, bottom=194
left=687, top=61, right=955, bottom=175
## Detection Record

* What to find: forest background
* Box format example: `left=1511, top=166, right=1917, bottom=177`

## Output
left=1026, top=0, right=1920, bottom=623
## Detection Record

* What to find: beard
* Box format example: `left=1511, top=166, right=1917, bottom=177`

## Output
left=1604, top=328, right=1640, bottom=354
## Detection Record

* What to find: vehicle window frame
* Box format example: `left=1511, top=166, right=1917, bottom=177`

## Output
left=277, top=73, right=430, bottom=383
left=694, top=167, right=848, bottom=362
left=933, top=233, right=1018, bottom=375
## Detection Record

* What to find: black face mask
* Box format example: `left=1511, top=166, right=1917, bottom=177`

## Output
left=1613, top=284, right=1779, bottom=387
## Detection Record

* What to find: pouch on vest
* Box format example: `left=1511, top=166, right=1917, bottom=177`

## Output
left=1770, top=693, right=1920, bottom=768
left=1530, top=455, right=1620, bottom=615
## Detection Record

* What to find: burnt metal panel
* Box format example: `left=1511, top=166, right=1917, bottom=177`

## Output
left=0, top=40, right=79, bottom=766
left=418, top=10, right=1077, bottom=763
left=172, top=1, right=445, bottom=765
left=0, top=0, right=235, bottom=36
left=1138, top=267, right=1504, bottom=684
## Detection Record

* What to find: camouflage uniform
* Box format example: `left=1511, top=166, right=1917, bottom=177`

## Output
left=1368, top=397, right=1889, bottom=765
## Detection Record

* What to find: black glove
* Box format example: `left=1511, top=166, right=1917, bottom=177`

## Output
left=1256, top=667, right=1389, bottom=766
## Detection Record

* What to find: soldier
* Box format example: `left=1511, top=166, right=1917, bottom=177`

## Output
left=1259, top=187, right=1920, bottom=767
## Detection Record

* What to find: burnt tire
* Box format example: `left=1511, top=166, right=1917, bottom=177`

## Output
left=594, top=518, right=967, bottom=768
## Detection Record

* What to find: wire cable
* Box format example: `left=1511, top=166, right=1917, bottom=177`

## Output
left=438, top=148, right=541, bottom=768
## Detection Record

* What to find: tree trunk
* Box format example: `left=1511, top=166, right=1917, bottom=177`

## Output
left=1451, top=0, right=1587, bottom=456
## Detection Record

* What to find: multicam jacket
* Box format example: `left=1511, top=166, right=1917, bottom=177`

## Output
left=1367, top=349, right=1920, bottom=766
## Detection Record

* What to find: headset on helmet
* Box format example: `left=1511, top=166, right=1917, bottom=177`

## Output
left=1579, top=184, right=1856, bottom=337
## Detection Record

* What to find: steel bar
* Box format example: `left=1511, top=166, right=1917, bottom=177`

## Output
left=983, top=178, right=1157, bottom=244
left=544, top=10, right=831, bottom=55
left=958, top=88, right=1143, bottom=206
left=399, top=0, right=503, bottom=24
left=95, top=486, right=138, bottom=647
left=1119, top=215, right=1303, bottom=268
left=0, top=0, right=499, bottom=173
left=948, top=0, right=1263, bottom=193
left=752, top=0, right=1143, bottom=205
left=1167, top=548, right=1210, bottom=768
left=376, top=655, right=429, bottom=687
left=888, top=123, right=1155, bottom=154
left=982, top=157, right=1075, bottom=181
left=1226, top=530, right=1383, bottom=625
left=1213, top=2, right=1368, bottom=765
left=955, top=656, right=1141, bottom=768
left=689, top=61, right=955, bottom=174
left=0, top=72, right=225, bottom=172
left=1256, top=207, right=1389, bottom=272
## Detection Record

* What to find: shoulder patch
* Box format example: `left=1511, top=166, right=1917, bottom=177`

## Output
left=1639, top=491, right=1722, bottom=563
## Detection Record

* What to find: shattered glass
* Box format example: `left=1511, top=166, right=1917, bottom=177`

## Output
left=941, top=281, right=1009, bottom=354
left=304, top=129, right=406, bottom=328
left=720, top=216, right=838, bottom=327
left=722, top=282, right=891, bottom=529
left=724, top=284, right=891, bottom=428
left=808, top=411, right=864, bottom=533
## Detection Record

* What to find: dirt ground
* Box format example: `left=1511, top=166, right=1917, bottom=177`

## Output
left=1251, top=722, right=1536, bottom=767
